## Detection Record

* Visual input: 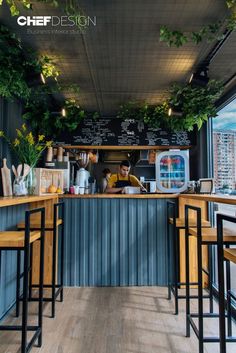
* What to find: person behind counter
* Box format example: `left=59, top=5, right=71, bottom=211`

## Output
left=106, top=160, right=146, bottom=194
left=102, top=168, right=112, bottom=193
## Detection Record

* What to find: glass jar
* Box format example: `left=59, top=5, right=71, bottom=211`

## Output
left=13, top=177, right=27, bottom=196
left=26, top=168, right=37, bottom=195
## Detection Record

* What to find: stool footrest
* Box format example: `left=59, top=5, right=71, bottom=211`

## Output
left=188, top=316, right=236, bottom=342
left=19, top=286, right=63, bottom=302
left=228, top=289, right=236, bottom=301
left=0, top=325, right=40, bottom=331
left=190, top=313, right=222, bottom=318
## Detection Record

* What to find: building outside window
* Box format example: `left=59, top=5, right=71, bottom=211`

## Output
left=212, top=99, right=236, bottom=302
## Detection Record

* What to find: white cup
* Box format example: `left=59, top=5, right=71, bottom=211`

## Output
left=79, top=187, right=85, bottom=195
left=74, top=185, right=79, bottom=195
left=150, top=181, right=156, bottom=193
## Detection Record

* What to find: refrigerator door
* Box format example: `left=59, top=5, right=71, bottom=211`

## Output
left=156, top=151, right=189, bottom=193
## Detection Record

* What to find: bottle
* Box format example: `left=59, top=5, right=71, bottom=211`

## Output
left=57, top=147, right=64, bottom=162
left=45, top=147, right=55, bottom=168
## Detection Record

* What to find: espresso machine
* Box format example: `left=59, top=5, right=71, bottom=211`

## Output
left=75, top=152, right=90, bottom=193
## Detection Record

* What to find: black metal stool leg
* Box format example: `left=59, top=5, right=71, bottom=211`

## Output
left=16, top=249, right=21, bottom=317
left=167, top=216, right=171, bottom=300
left=173, top=223, right=179, bottom=315
left=185, top=208, right=190, bottom=337
left=29, top=243, right=33, bottom=300
left=197, top=217, right=204, bottom=353
left=208, top=245, right=214, bottom=314
left=60, top=202, right=65, bottom=302
left=51, top=223, right=57, bottom=318
left=226, top=248, right=232, bottom=337
left=217, top=214, right=226, bottom=353
left=38, top=209, right=45, bottom=347
left=21, top=219, right=30, bottom=353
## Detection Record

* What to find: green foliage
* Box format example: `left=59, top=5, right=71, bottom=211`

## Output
left=23, top=97, right=86, bottom=137
left=226, top=0, right=236, bottom=8
left=117, top=80, right=223, bottom=132
left=0, top=124, right=52, bottom=166
left=160, top=1, right=236, bottom=47
left=160, top=26, right=188, bottom=47
left=0, top=25, right=31, bottom=100
left=0, top=25, right=60, bottom=100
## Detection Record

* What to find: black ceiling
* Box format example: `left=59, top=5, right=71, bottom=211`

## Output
left=0, top=0, right=235, bottom=115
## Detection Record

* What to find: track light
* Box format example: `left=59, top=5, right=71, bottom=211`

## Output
left=168, top=106, right=183, bottom=117
left=40, top=73, right=46, bottom=84
left=62, top=108, right=66, bottom=117
left=189, top=68, right=209, bottom=87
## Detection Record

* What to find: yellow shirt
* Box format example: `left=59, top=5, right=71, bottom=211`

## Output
left=107, top=174, right=141, bottom=188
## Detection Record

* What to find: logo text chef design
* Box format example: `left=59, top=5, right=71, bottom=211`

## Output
left=17, top=16, right=96, bottom=27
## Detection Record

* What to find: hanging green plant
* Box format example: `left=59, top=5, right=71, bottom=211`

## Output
left=117, top=80, right=223, bottom=132
left=0, top=24, right=60, bottom=100
left=160, top=1, right=236, bottom=47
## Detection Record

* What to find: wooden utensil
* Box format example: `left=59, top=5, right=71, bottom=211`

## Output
left=12, top=165, right=17, bottom=178
left=1, top=158, right=12, bottom=196
left=22, top=164, right=31, bottom=178
left=17, top=164, right=22, bottom=177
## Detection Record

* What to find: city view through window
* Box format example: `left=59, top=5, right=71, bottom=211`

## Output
left=213, top=100, right=236, bottom=194
left=212, top=100, right=236, bottom=295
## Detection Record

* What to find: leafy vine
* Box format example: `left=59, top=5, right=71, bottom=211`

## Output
left=0, top=24, right=99, bottom=137
left=160, top=1, right=236, bottom=47
left=117, top=80, right=223, bottom=132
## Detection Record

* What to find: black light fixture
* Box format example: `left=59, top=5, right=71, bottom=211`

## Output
left=168, top=104, right=183, bottom=117
left=40, top=73, right=46, bottom=84
left=189, top=67, right=209, bottom=87
left=61, top=108, right=66, bottom=117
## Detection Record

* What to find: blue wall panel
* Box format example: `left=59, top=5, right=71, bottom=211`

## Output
left=63, top=197, right=174, bottom=287
left=0, top=204, right=29, bottom=321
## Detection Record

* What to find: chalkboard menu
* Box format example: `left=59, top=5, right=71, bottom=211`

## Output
left=56, top=118, right=196, bottom=146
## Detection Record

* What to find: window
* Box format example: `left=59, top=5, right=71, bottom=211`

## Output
left=212, top=99, right=236, bottom=307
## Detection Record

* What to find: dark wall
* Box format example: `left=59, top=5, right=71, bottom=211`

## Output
left=0, top=97, right=23, bottom=195
left=189, top=123, right=209, bottom=180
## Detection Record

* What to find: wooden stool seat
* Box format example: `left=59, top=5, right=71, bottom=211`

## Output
left=0, top=231, right=41, bottom=247
left=189, top=227, right=236, bottom=242
left=224, top=248, right=236, bottom=264
left=17, top=219, right=62, bottom=230
left=169, top=218, right=211, bottom=228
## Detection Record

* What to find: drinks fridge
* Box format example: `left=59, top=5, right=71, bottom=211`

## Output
left=156, top=150, right=189, bottom=193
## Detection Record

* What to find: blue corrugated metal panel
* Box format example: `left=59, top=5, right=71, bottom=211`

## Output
left=63, top=198, right=175, bottom=287
left=0, top=204, right=29, bottom=321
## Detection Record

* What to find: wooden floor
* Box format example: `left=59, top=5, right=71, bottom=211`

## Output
left=0, top=287, right=236, bottom=353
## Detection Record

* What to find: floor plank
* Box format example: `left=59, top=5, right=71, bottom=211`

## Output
left=0, top=287, right=235, bottom=353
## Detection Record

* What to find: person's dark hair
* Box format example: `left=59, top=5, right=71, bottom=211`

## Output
left=120, top=160, right=131, bottom=168
left=102, top=168, right=111, bottom=176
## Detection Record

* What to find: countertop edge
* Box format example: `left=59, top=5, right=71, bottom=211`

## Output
left=0, top=195, right=58, bottom=208
left=60, top=194, right=179, bottom=199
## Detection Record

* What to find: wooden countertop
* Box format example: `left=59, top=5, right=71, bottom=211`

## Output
left=61, top=193, right=179, bottom=199
left=179, top=194, right=236, bottom=205
left=0, top=195, right=58, bottom=208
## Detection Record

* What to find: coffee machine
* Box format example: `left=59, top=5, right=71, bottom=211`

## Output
left=75, top=152, right=90, bottom=193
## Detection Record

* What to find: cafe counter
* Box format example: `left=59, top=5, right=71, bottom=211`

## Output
left=61, top=193, right=178, bottom=287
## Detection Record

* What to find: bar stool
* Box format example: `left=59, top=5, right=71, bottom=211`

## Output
left=17, top=202, right=64, bottom=318
left=0, top=207, right=45, bottom=353
left=217, top=213, right=236, bottom=353
left=167, top=201, right=211, bottom=314
left=185, top=205, right=236, bottom=353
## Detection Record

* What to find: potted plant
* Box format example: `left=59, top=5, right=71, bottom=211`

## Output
left=0, top=124, right=52, bottom=194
